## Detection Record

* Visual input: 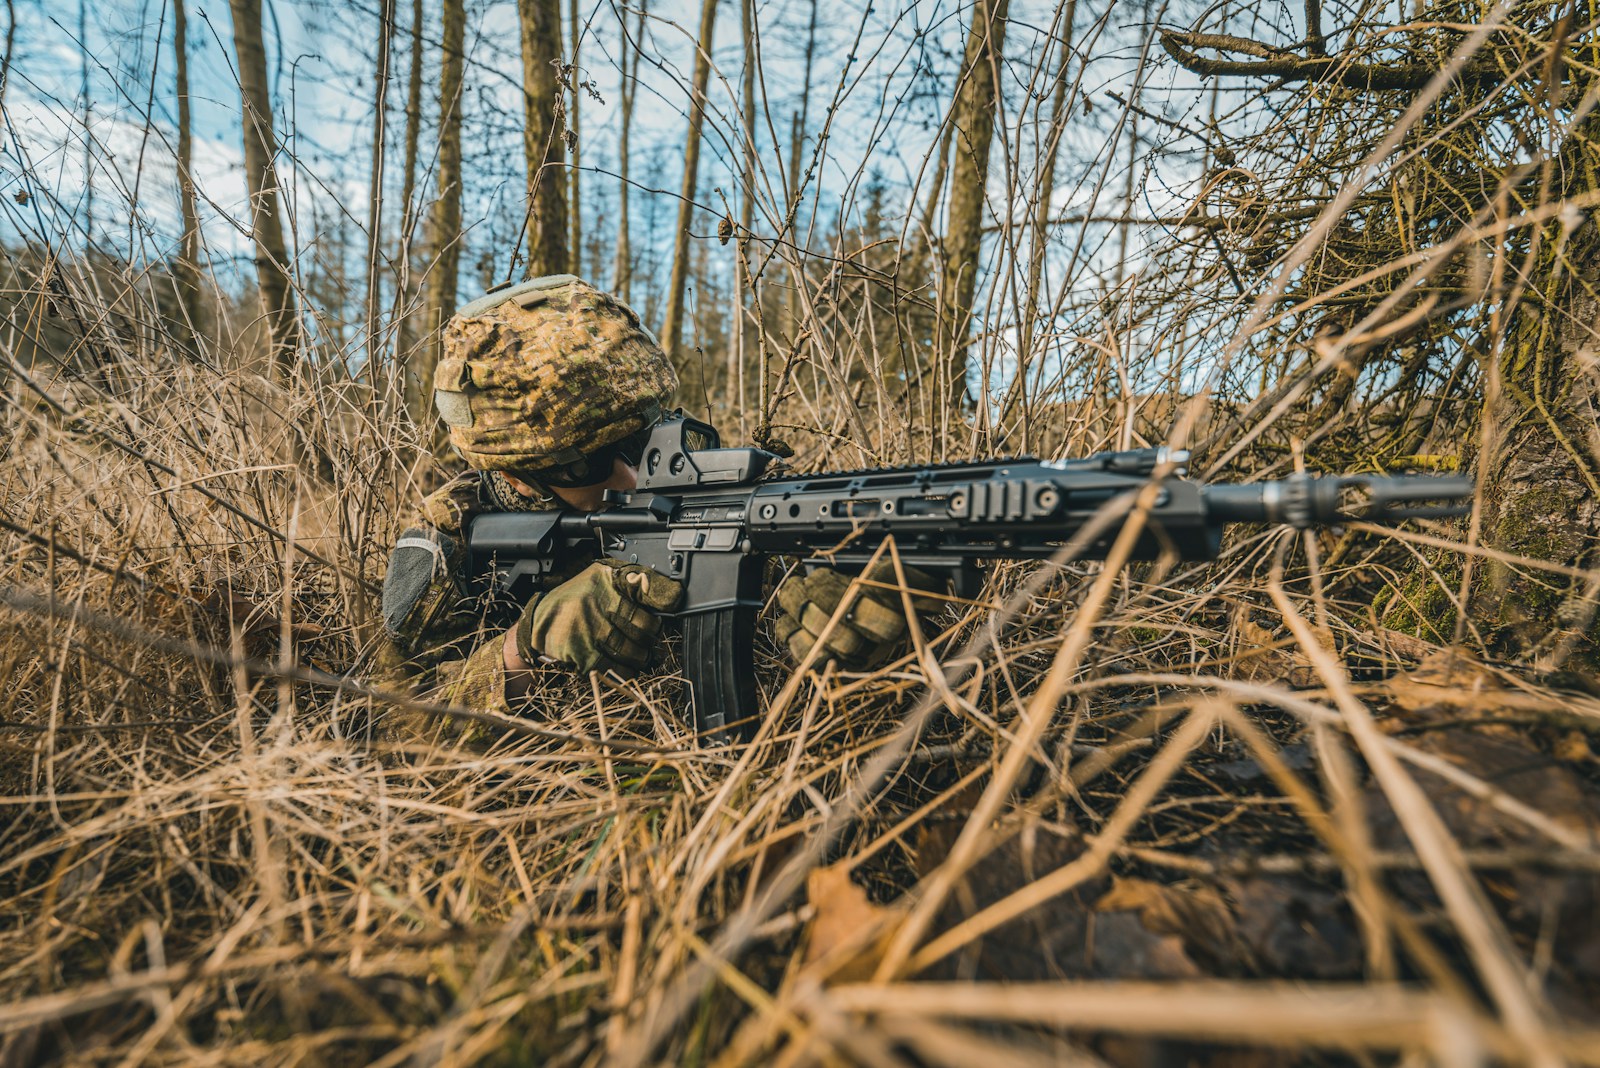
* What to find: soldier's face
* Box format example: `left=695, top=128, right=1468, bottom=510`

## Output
left=504, top=459, right=639, bottom=512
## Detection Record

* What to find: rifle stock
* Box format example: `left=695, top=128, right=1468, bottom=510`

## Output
left=466, top=414, right=1474, bottom=744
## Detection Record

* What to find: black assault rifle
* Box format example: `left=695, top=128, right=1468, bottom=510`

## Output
left=466, top=413, right=1473, bottom=743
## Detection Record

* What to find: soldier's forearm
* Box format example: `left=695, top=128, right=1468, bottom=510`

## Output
left=502, top=626, right=536, bottom=700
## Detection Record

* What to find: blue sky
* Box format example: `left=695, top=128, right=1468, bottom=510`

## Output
left=1, top=0, right=1218, bottom=392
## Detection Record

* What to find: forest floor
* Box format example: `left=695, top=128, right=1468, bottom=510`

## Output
left=2, top=362, right=1599, bottom=1068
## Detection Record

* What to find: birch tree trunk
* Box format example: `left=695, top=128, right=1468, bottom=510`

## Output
left=938, top=0, right=1009, bottom=413
left=228, top=0, right=301, bottom=380
left=412, top=0, right=464, bottom=430
left=660, top=0, right=719, bottom=361
left=516, top=0, right=569, bottom=278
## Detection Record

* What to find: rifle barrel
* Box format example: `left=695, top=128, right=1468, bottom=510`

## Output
left=1203, top=474, right=1474, bottom=528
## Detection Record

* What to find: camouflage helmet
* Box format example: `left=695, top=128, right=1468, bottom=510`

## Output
left=433, top=275, right=676, bottom=472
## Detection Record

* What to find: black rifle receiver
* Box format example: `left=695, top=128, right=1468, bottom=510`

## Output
left=466, top=413, right=1474, bottom=743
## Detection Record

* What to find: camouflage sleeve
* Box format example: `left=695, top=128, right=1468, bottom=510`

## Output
left=376, top=475, right=517, bottom=743
left=436, top=637, right=511, bottom=717
left=377, top=473, right=609, bottom=745
left=381, top=474, right=492, bottom=663
left=374, top=630, right=516, bottom=748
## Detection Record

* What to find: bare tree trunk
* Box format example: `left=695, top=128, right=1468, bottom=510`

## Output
left=229, top=0, right=301, bottom=380
left=80, top=2, right=92, bottom=247
left=781, top=0, right=819, bottom=344
left=900, top=51, right=961, bottom=340
left=516, top=0, right=568, bottom=278
left=0, top=0, right=16, bottom=120
left=1019, top=0, right=1074, bottom=362
left=172, top=0, right=204, bottom=346
left=412, top=0, right=464, bottom=430
left=365, top=0, right=395, bottom=369
left=613, top=1, right=647, bottom=301
left=400, top=0, right=423, bottom=238
left=1462, top=108, right=1600, bottom=670
left=785, top=0, right=818, bottom=215
left=568, top=0, right=581, bottom=276
left=917, top=120, right=956, bottom=251
left=660, top=0, right=719, bottom=361
left=1114, top=120, right=1138, bottom=285
left=731, top=0, right=757, bottom=430
left=938, top=0, right=1009, bottom=412
left=394, top=0, right=424, bottom=372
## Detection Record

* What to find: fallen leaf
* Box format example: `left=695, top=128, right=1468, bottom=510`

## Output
left=1227, top=876, right=1363, bottom=980
left=802, top=863, right=902, bottom=982
left=1370, top=729, right=1600, bottom=846
left=1387, top=648, right=1507, bottom=714
left=1230, top=610, right=1296, bottom=682
left=1286, top=623, right=1338, bottom=688
left=1554, top=729, right=1595, bottom=763
left=1093, top=876, right=1237, bottom=974
left=1082, top=910, right=1202, bottom=979
left=1372, top=625, right=1440, bottom=661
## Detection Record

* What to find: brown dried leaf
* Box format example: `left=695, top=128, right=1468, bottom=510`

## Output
left=1226, top=876, right=1363, bottom=979
left=1095, top=877, right=1230, bottom=941
left=1231, top=611, right=1295, bottom=682
left=1092, top=876, right=1237, bottom=975
left=1386, top=648, right=1507, bottom=714
left=1082, top=911, right=1202, bottom=979
left=1372, top=625, right=1439, bottom=661
left=803, top=863, right=901, bottom=982
left=1238, top=617, right=1277, bottom=648
left=1554, top=729, right=1595, bottom=764
left=1373, top=729, right=1600, bottom=845
left=1285, top=623, right=1337, bottom=688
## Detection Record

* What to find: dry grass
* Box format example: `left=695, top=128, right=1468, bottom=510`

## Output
left=6, top=2, right=1600, bottom=1063
left=3, top=271, right=1599, bottom=1066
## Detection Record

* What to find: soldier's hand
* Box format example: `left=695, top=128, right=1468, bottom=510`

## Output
left=515, top=559, right=685, bottom=677
left=775, top=560, right=944, bottom=672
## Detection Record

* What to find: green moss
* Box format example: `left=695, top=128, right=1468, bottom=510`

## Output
left=1377, top=559, right=1462, bottom=645
left=1380, top=478, right=1600, bottom=671
left=1489, top=481, right=1584, bottom=563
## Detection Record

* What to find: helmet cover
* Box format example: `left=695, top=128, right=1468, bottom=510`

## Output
left=433, top=275, right=676, bottom=472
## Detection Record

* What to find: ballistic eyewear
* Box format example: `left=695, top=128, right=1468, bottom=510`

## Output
left=512, top=420, right=659, bottom=489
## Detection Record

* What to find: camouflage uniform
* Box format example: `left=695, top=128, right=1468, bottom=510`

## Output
left=379, top=471, right=588, bottom=726
left=379, top=274, right=939, bottom=747
left=380, top=276, right=676, bottom=743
